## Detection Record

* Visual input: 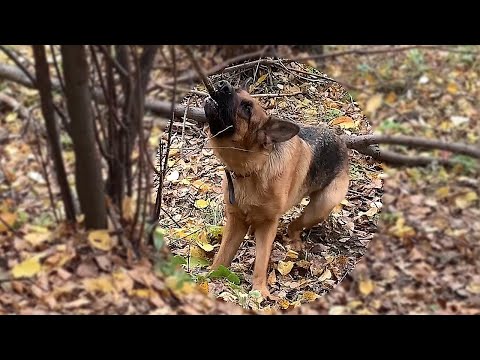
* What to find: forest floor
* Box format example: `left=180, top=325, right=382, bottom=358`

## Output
left=0, top=45, right=479, bottom=314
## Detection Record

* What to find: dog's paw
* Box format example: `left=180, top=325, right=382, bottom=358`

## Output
left=254, top=285, right=280, bottom=302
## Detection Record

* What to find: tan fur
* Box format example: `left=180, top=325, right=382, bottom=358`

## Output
left=209, top=91, right=349, bottom=300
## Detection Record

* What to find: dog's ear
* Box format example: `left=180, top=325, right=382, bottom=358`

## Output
left=258, top=117, right=300, bottom=145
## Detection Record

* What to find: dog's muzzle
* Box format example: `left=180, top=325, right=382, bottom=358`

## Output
left=203, top=80, right=236, bottom=137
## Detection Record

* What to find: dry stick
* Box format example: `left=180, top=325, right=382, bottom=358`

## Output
left=162, top=46, right=177, bottom=179
left=180, top=98, right=192, bottom=156
left=345, top=134, right=480, bottom=159
left=0, top=45, right=37, bottom=85
left=164, top=45, right=272, bottom=85
left=151, top=82, right=304, bottom=98
left=291, top=45, right=480, bottom=62
left=0, top=48, right=71, bottom=135
left=180, top=45, right=216, bottom=96
left=352, top=145, right=454, bottom=167
left=32, top=121, right=60, bottom=223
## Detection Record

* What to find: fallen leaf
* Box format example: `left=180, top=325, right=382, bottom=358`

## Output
left=330, top=116, right=355, bottom=129
left=194, top=199, right=209, bottom=209
left=113, top=271, right=134, bottom=293
left=11, top=256, right=42, bottom=278
left=447, top=82, right=458, bottom=94
left=363, top=207, right=378, bottom=217
left=365, top=93, right=383, bottom=116
left=466, top=283, right=480, bottom=295
left=83, top=276, right=116, bottom=295
left=455, top=191, right=478, bottom=209
left=0, top=212, right=17, bottom=232
left=198, top=281, right=209, bottom=295
left=88, top=230, right=113, bottom=251
left=278, top=299, right=290, bottom=310
left=302, top=291, right=320, bottom=302
left=435, top=186, right=450, bottom=199
left=268, top=270, right=277, bottom=286
left=166, top=170, right=180, bottom=182
left=25, top=231, right=51, bottom=246
left=76, top=262, right=99, bottom=278
left=277, top=260, right=294, bottom=276
left=319, top=268, right=332, bottom=281
left=359, top=279, right=375, bottom=296
left=285, top=249, right=299, bottom=260
left=329, top=306, right=346, bottom=315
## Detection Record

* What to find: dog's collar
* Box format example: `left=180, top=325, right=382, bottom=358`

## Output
left=224, top=169, right=251, bottom=205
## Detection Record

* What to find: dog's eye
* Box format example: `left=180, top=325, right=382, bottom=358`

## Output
left=241, top=101, right=252, bottom=118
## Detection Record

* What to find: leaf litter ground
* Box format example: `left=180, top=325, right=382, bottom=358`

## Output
left=161, top=59, right=383, bottom=311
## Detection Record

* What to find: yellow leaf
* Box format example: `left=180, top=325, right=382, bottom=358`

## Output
left=194, top=199, right=209, bottom=209
left=278, top=299, right=290, bottom=310
left=130, top=289, right=152, bottom=298
left=359, top=279, right=375, bottom=296
left=389, top=216, right=415, bottom=239
left=122, top=196, right=134, bottom=221
left=267, top=270, right=277, bottom=286
left=83, top=276, right=116, bottom=294
left=277, top=260, right=294, bottom=276
left=447, top=82, right=458, bottom=94
left=466, top=283, right=480, bottom=295
left=0, top=212, right=17, bottom=232
left=340, top=199, right=350, bottom=206
left=25, top=232, right=51, bottom=246
left=328, top=306, right=346, bottom=315
left=302, top=291, right=320, bottom=302
left=196, top=240, right=214, bottom=252
left=455, top=191, right=478, bottom=209
left=198, top=281, right=209, bottom=295
left=113, top=271, right=134, bottom=293
left=385, top=91, right=397, bottom=105
left=11, top=256, right=42, bottom=278
left=192, top=179, right=212, bottom=192
left=285, top=249, right=299, bottom=260
left=255, top=74, right=268, bottom=86
left=364, top=207, right=378, bottom=217
left=435, top=186, right=450, bottom=199
left=88, top=230, right=113, bottom=251
left=6, top=112, right=18, bottom=123
left=330, top=116, right=355, bottom=129
left=365, top=94, right=383, bottom=116
left=319, top=268, right=332, bottom=281
left=190, top=245, right=207, bottom=259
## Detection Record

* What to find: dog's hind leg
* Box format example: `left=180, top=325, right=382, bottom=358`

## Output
left=287, top=170, right=349, bottom=251
left=212, top=212, right=249, bottom=269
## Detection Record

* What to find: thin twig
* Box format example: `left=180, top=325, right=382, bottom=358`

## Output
left=180, top=45, right=216, bottom=96
left=49, top=45, right=66, bottom=95
left=96, top=45, right=129, bottom=78
left=165, top=45, right=272, bottom=85
left=180, top=98, right=192, bottom=156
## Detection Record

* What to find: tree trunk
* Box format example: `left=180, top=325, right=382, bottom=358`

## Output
left=32, top=45, right=76, bottom=223
left=61, top=45, right=107, bottom=229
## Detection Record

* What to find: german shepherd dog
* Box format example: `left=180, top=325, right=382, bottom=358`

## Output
left=204, top=80, right=349, bottom=300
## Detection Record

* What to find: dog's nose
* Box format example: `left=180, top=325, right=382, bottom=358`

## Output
left=217, top=80, right=232, bottom=94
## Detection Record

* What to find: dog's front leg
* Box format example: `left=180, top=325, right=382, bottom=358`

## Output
left=252, top=220, right=279, bottom=301
left=211, top=211, right=248, bottom=269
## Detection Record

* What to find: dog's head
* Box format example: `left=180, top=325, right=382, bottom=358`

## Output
left=204, top=80, right=300, bottom=152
